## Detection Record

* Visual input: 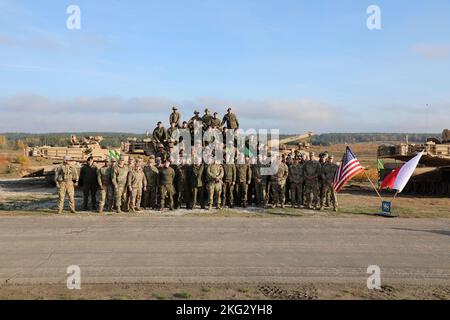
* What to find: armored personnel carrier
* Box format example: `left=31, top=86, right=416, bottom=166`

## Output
left=378, top=129, right=450, bottom=196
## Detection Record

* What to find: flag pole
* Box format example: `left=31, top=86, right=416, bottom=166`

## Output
left=364, top=170, right=384, bottom=202
left=391, top=190, right=400, bottom=204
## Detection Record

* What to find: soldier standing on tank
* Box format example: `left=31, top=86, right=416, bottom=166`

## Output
left=221, top=107, right=239, bottom=130
left=202, top=108, right=213, bottom=129
left=304, top=152, right=322, bottom=210
left=158, top=160, right=176, bottom=211
left=143, top=155, right=159, bottom=209
left=97, top=158, right=116, bottom=213
left=207, top=159, right=224, bottom=210
left=269, top=157, right=289, bottom=208
left=288, top=156, right=305, bottom=208
left=235, top=155, right=252, bottom=208
left=79, top=156, right=98, bottom=211
left=169, top=106, right=181, bottom=127
left=127, top=161, right=147, bottom=212
left=320, top=155, right=339, bottom=211
left=112, top=156, right=129, bottom=213
left=190, top=157, right=205, bottom=209
left=222, top=154, right=236, bottom=208
left=152, top=121, right=168, bottom=148
left=211, top=112, right=221, bottom=129
left=54, top=156, right=79, bottom=214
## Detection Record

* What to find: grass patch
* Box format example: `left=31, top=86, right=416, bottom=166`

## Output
left=173, top=291, right=192, bottom=299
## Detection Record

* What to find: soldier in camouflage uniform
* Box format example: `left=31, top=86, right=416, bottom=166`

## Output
left=127, top=162, right=147, bottom=212
left=221, top=107, right=239, bottom=130
left=169, top=106, right=181, bottom=127
left=202, top=108, right=213, bottom=129
left=270, top=157, right=289, bottom=208
left=79, top=156, right=98, bottom=210
left=112, top=156, right=129, bottom=213
left=222, top=155, right=236, bottom=208
left=143, top=155, right=159, bottom=209
left=288, top=156, right=305, bottom=208
left=320, top=155, right=339, bottom=211
left=152, top=121, right=168, bottom=147
left=211, top=112, right=221, bottom=129
left=158, top=160, right=176, bottom=210
left=54, top=156, right=79, bottom=214
left=174, top=158, right=190, bottom=209
left=252, top=155, right=268, bottom=208
left=190, top=158, right=205, bottom=209
left=235, top=155, right=252, bottom=208
left=304, top=152, right=322, bottom=209
left=206, top=159, right=224, bottom=210
left=97, top=159, right=116, bottom=213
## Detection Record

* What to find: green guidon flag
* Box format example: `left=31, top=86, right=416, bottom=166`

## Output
left=109, top=150, right=120, bottom=160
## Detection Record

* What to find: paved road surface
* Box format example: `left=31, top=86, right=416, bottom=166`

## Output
left=0, top=216, right=449, bottom=285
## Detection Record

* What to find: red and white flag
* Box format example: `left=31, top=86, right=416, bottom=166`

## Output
left=381, top=151, right=424, bottom=193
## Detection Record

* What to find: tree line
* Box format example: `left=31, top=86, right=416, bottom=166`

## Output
left=0, top=132, right=441, bottom=150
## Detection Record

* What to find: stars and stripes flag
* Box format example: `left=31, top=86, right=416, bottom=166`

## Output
left=333, top=146, right=364, bottom=192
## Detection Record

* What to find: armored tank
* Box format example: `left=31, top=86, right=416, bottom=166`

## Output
left=378, top=129, right=450, bottom=196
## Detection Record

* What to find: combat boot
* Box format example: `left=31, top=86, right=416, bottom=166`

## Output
left=334, top=207, right=338, bottom=212
left=319, top=206, right=324, bottom=211
left=208, top=204, right=213, bottom=210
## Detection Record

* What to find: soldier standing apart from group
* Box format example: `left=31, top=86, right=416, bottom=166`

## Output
left=320, top=155, right=339, bottom=212
left=235, top=155, right=252, bottom=208
left=207, top=159, right=224, bottom=210
left=143, top=155, right=159, bottom=209
left=127, top=160, right=147, bottom=212
left=288, top=156, right=305, bottom=208
left=270, top=157, right=289, bottom=208
left=222, top=154, right=236, bottom=208
left=112, top=156, right=129, bottom=213
left=158, top=160, right=176, bottom=210
left=97, top=158, right=116, bottom=213
left=79, top=156, right=98, bottom=211
left=55, top=156, right=79, bottom=214
left=304, top=152, right=322, bottom=210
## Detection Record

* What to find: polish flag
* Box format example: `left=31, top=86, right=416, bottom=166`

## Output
left=381, top=151, right=424, bottom=193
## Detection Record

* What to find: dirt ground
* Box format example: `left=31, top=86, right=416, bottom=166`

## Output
left=1, top=283, right=449, bottom=300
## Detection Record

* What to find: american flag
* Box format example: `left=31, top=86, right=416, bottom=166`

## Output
left=333, top=146, right=364, bottom=192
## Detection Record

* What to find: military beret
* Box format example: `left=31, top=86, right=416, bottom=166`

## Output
left=204, top=108, right=209, bottom=112
left=172, top=106, right=178, bottom=110
left=227, top=108, right=232, bottom=112
left=194, top=110, right=199, bottom=114
left=157, top=121, right=162, bottom=125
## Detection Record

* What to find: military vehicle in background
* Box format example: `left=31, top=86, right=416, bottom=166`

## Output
left=378, top=129, right=450, bottom=196
left=121, top=137, right=156, bottom=156
left=28, top=135, right=114, bottom=161
left=25, top=135, right=119, bottom=184
left=268, top=132, right=315, bottom=159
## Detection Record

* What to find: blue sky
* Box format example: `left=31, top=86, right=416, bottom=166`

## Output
left=0, top=0, right=449, bottom=133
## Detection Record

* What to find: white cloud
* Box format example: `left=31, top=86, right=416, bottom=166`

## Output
left=1, top=94, right=449, bottom=133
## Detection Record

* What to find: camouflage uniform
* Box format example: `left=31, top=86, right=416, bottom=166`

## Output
left=158, top=166, right=175, bottom=210
left=304, top=159, right=322, bottom=209
left=221, top=112, right=239, bottom=129
left=236, top=163, right=252, bottom=207
left=54, top=163, right=79, bottom=214
left=252, top=163, right=268, bottom=207
left=288, top=162, right=305, bottom=207
left=127, top=166, right=147, bottom=212
left=97, top=164, right=115, bottom=213
left=270, top=162, right=289, bottom=207
left=143, top=164, right=159, bottom=209
left=112, top=164, right=129, bottom=213
left=320, top=162, right=339, bottom=211
left=206, top=163, right=224, bottom=209
left=222, top=163, right=236, bottom=208
left=174, top=163, right=190, bottom=209
left=79, top=163, right=98, bottom=210
left=169, top=110, right=181, bottom=127
left=190, top=163, right=205, bottom=209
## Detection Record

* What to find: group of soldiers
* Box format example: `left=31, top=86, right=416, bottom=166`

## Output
left=55, top=107, right=339, bottom=214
